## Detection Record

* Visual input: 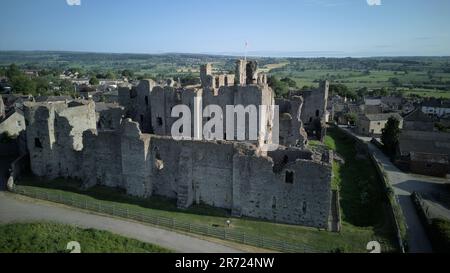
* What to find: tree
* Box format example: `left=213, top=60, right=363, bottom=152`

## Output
left=121, top=69, right=134, bottom=79
left=105, top=71, right=116, bottom=80
left=10, top=75, right=36, bottom=95
left=344, top=113, right=358, bottom=125
left=388, top=77, right=401, bottom=87
left=357, top=87, right=368, bottom=98
left=371, top=87, right=388, bottom=97
left=89, top=77, right=99, bottom=86
left=435, top=122, right=449, bottom=132
left=6, top=64, right=21, bottom=79
left=381, top=117, right=401, bottom=157
left=34, top=77, right=50, bottom=95
left=329, top=83, right=357, bottom=100
left=180, top=74, right=200, bottom=86
left=280, top=77, right=297, bottom=88
left=267, top=76, right=289, bottom=98
left=60, top=80, right=75, bottom=94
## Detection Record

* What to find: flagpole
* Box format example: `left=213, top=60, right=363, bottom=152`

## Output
left=244, top=41, right=248, bottom=62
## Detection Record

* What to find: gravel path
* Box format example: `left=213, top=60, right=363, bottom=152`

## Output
left=0, top=192, right=243, bottom=253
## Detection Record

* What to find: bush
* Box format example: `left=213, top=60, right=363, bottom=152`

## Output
left=329, top=84, right=357, bottom=100
left=268, top=76, right=290, bottom=98
left=429, top=219, right=450, bottom=253
left=0, top=132, right=16, bottom=143
left=381, top=117, right=401, bottom=158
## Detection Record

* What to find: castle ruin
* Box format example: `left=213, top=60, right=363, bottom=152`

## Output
left=23, top=60, right=334, bottom=229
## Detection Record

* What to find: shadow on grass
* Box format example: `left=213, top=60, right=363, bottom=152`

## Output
left=17, top=176, right=232, bottom=219
left=326, top=127, right=397, bottom=239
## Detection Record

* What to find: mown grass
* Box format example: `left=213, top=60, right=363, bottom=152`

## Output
left=272, top=68, right=450, bottom=99
left=14, top=129, right=398, bottom=253
left=15, top=178, right=390, bottom=252
left=0, top=222, right=171, bottom=253
left=325, top=128, right=393, bottom=228
left=314, top=128, right=398, bottom=250
left=400, top=89, right=450, bottom=99
left=429, top=218, right=450, bottom=253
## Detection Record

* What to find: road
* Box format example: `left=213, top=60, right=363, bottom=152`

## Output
left=340, top=126, right=449, bottom=252
left=366, top=143, right=435, bottom=253
left=0, top=191, right=243, bottom=253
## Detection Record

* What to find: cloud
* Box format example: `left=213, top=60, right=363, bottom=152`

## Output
left=66, top=0, right=81, bottom=6
left=366, top=0, right=381, bottom=6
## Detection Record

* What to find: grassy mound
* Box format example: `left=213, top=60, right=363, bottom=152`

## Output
left=0, top=222, right=171, bottom=253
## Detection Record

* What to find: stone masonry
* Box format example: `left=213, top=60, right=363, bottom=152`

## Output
left=0, top=94, right=5, bottom=120
left=23, top=60, right=333, bottom=229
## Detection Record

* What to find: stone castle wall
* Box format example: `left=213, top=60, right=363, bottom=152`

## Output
left=24, top=105, right=332, bottom=228
left=22, top=61, right=333, bottom=229
left=0, top=94, right=5, bottom=120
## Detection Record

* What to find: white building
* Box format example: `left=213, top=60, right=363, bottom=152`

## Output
left=422, top=99, right=450, bottom=118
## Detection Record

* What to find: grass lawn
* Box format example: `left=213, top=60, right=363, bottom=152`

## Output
left=400, top=88, right=450, bottom=99
left=318, top=127, right=398, bottom=249
left=429, top=218, right=450, bottom=253
left=272, top=68, right=450, bottom=99
left=325, top=128, right=389, bottom=227
left=0, top=222, right=171, bottom=253
left=14, top=128, right=398, bottom=253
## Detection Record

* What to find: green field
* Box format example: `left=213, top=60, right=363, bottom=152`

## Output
left=2, top=52, right=449, bottom=99
left=14, top=128, right=398, bottom=253
left=429, top=218, right=450, bottom=253
left=324, top=128, right=392, bottom=227
left=271, top=68, right=450, bottom=95
left=267, top=57, right=450, bottom=98
left=0, top=222, right=171, bottom=253
left=311, top=127, right=398, bottom=243
left=399, top=88, right=450, bottom=99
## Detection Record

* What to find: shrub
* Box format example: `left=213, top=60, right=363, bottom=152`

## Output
left=429, top=218, right=450, bottom=253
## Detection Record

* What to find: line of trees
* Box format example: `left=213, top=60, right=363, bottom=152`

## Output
left=268, top=76, right=298, bottom=98
left=1, top=64, right=76, bottom=96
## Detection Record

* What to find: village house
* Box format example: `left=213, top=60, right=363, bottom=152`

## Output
left=403, top=108, right=435, bottom=131
left=421, top=98, right=450, bottom=118
left=356, top=112, right=403, bottom=137
left=396, top=130, right=450, bottom=177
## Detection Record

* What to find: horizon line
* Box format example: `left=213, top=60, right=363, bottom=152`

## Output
left=0, top=49, right=449, bottom=59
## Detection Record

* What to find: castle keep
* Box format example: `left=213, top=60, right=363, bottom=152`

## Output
left=23, top=60, right=334, bottom=229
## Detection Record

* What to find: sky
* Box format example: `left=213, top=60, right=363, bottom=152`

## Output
left=1, top=0, right=450, bottom=57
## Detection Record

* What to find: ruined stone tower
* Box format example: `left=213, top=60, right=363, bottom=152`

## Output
left=236, top=59, right=247, bottom=86
left=23, top=60, right=334, bottom=230
left=246, top=61, right=258, bottom=85
left=0, top=94, right=5, bottom=120
left=200, top=63, right=213, bottom=88
left=23, top=100, right=97, bottom=179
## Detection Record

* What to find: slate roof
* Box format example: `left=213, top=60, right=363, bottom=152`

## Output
left=35, top=96, right=72, bottom=102
left=364, top=98, right=382, bottom=106
left=362, top=104, right=383, bottom=115
left=410, top=152, right=449, bottom=164
left=362, top=113, right=402, bottom=122
left=404, top=108, right=433, bottom=122
left=398, top=130, right=450, bottom=157
left=422, top=99, right=450, bottom=108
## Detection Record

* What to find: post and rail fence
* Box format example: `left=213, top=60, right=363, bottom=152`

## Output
left=11, top=186, right=319, bottom=253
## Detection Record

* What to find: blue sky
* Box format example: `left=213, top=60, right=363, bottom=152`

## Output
left=1, top=0, right=449, bottom=57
